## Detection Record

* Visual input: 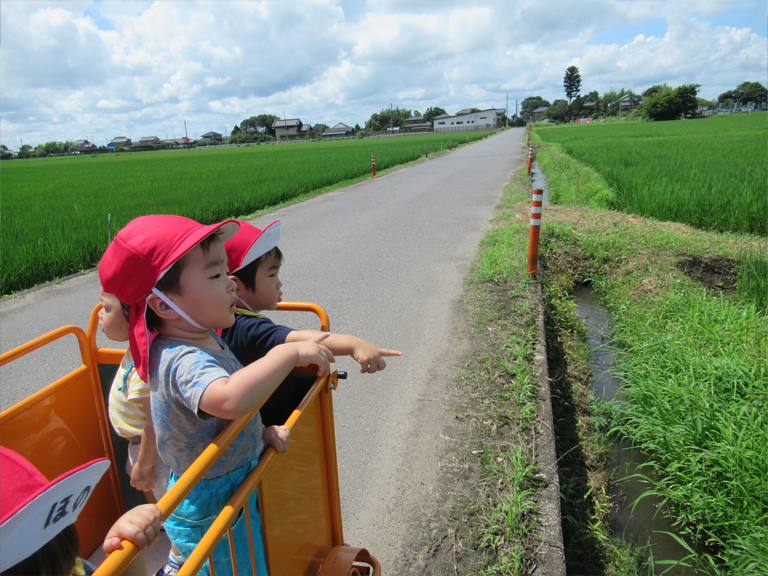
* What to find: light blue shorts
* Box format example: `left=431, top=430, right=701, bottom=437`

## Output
left=165, top=459, right=268, bottom=576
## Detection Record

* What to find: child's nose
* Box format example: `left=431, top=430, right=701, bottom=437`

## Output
left=227, top=277, right=237, bottom=292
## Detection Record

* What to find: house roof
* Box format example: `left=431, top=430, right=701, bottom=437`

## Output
left=202, top=131, right=222, bottom=138
left=73, top=139, right=90, bottom=145
left=273, top=119, right=302, bottom=128
left=176, top=137, right=194, bottom=144
left=532, top=106, right=549, bottom=113
left=456, top=108, right=473, bottom=115
left=139, top=136, right=159, bottom=142
left=406, top=115, right=425, bottom=121
left=403, top=122, right=432, bottom=129
left=111, top=136, right=130, bottom=142
left=433, top=113, right=450, bottom=119
left=324, top=123, right=353, bottom=134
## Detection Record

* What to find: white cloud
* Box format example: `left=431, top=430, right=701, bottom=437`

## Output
left=0, top=0, right=765, bottom=147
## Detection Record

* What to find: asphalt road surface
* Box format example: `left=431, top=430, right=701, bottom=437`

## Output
left=1, top=127, right=525, bottom=568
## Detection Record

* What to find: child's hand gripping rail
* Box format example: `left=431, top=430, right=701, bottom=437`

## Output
left=95, top=302, right=380, bottom=576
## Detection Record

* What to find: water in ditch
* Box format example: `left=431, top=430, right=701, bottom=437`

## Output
left=574, top=284, right=710, bottom=575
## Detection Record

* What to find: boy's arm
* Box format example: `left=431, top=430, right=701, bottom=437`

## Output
left=199, top=335, right=334, bottom=420
left=285, top=330, right=402, bottom=373
left=103, top=504, right=163, bottom=553
left=130, top=397, right=158, bottom=492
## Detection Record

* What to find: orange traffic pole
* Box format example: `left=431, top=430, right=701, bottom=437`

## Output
left=466, top=135, right=469, bottom=145
left=526, top=133, right=529, bottom=145
left=528, top=189, right=543, bottom=278
left=449, top=139, right=451, bottom=151
left=371, top=153, right=376, bottom=177
left=424, top=143, right=429, bottom=159
left=527, top=146, right=533, bottom=175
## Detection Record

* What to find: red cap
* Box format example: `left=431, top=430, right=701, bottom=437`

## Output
left=224, top=220, right=281, bottom=274
left=99, top=215, right=239, bottom=381
left=0, top=447, right=110, bottom=571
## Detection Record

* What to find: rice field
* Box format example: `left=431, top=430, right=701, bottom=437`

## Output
left=1, top=131, right=492, bottom=295
left=535, top=113, right=767, bottom=236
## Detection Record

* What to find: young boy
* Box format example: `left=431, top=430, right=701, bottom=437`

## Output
left=222, top=220, right=401, bottom=426
left=99, top=215, right=334, bottom=576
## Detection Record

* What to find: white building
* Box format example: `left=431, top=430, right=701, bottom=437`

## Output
left=433, top=108, right=505, bottom=133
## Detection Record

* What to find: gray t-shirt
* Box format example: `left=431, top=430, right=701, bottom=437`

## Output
left=149, top=333, right=263, bottom=479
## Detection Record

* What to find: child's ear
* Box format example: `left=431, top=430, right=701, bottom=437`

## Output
left=146, top=292, right=179, bottom=320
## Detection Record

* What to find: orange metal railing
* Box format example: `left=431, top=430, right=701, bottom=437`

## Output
left=93, top=302, right=379, bottom=576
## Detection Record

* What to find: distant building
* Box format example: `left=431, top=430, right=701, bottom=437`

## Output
left=201, top=131, right=224, bottom=141
left=401, top=115, right=432, bottom=132
left=273, top=119, right=313, bottom=141
left=108, top=136, right=132, bottom=150
left=433, top=108, right=505, bottom=132
left=176, top=137, right=194, bottom=146
left=72, top=139, right=95, bottom=151
left=139, top=136, right=161, bottom=147
left=322, top=123, right=355, bottom=138
left=530, top=106, right=549, bottom=122
left=608, top=94, right=643, bottom=112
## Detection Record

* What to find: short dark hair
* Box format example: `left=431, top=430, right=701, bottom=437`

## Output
left=146, top=232, right=221, bottom=332
left=1, top=524, right=79, bottom=576
left=231, top=246, right=283, bottom=292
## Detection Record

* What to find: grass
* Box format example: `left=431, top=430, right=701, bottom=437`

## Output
left=533, top=113, right=767, bottom=235
left=1, top=131, right=494, bottom=295
left=534, top=143, right=767, bottom=574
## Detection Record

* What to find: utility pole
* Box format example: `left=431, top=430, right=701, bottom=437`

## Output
left=184, top=120, right=189, bottom=140
left=390, top=103, right=393, bottom=134
left=506, top=94, right=509, bottom=128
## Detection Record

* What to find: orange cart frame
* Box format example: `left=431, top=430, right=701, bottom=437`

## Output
left=1, top=302, right=380, bottom=576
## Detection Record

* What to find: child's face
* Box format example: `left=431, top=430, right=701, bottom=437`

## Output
left=238, top=253, right=283, bottom=312
left=99, top=290, right=129, bottom=342
left=171, top=238, right=238, bottom=330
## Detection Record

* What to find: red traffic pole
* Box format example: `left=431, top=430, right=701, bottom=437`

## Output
left=466, top=135, right=469, bottom=145
left=527, top=146, right=533, bottom=175
left=528, top=189, right=543, bottom=278
left=371, top=153, right=376, bottom=178
left=424, top=143, right=429, bottom=159
left=449, top=139, right=452, bottom=151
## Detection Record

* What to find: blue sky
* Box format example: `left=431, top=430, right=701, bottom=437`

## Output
left=1, top=0, right=766, bottom=148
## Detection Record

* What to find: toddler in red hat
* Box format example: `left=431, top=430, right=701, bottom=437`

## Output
left=221, top=220, right=401, bottom=426
left=0, top=446, right=162, bottom=576
left=99, top=215, right=334, bottom=576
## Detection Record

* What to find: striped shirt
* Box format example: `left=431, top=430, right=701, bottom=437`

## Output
left=108, top=350, right=150, bottom=438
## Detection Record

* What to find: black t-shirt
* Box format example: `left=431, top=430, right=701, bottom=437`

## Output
left=221, top=313, right=314, bottom=426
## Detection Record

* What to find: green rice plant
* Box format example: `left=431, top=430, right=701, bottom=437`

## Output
left=735, top=245, right=768, bottom=314
left=1, top=131, right=493, bottom=295
left=536, top=113, right=767, bottom=235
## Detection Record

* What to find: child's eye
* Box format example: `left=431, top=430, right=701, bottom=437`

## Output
left=210, top=273, right=221, bottom=279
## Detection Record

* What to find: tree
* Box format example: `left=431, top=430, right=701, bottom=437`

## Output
left=423, top=107, right=447, bottom=124
left=365, top=107, right=412, bottom=132
left=641, top=84, right=701, bottom=121
left=564, top=66, right=582, bottom=104
left=733, top=81, right=768, bottom=105
left=544, top=99, right=569, bottom=123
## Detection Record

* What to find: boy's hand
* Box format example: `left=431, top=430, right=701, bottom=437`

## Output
left=293, top=333, right=335, bottom=376
left=103, top=504, right=163, bottom=554
left=130, top=461, right=155, bottom=492
left=353, top=341, right=402, bottom=374
left=263, top=425, right=291, bottom=453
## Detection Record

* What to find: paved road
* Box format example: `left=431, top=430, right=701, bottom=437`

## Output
left=1, top=128, right=524, bottom=567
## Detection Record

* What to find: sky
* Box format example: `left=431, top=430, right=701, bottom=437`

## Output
left=1, top=0, right=766, bottom=149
